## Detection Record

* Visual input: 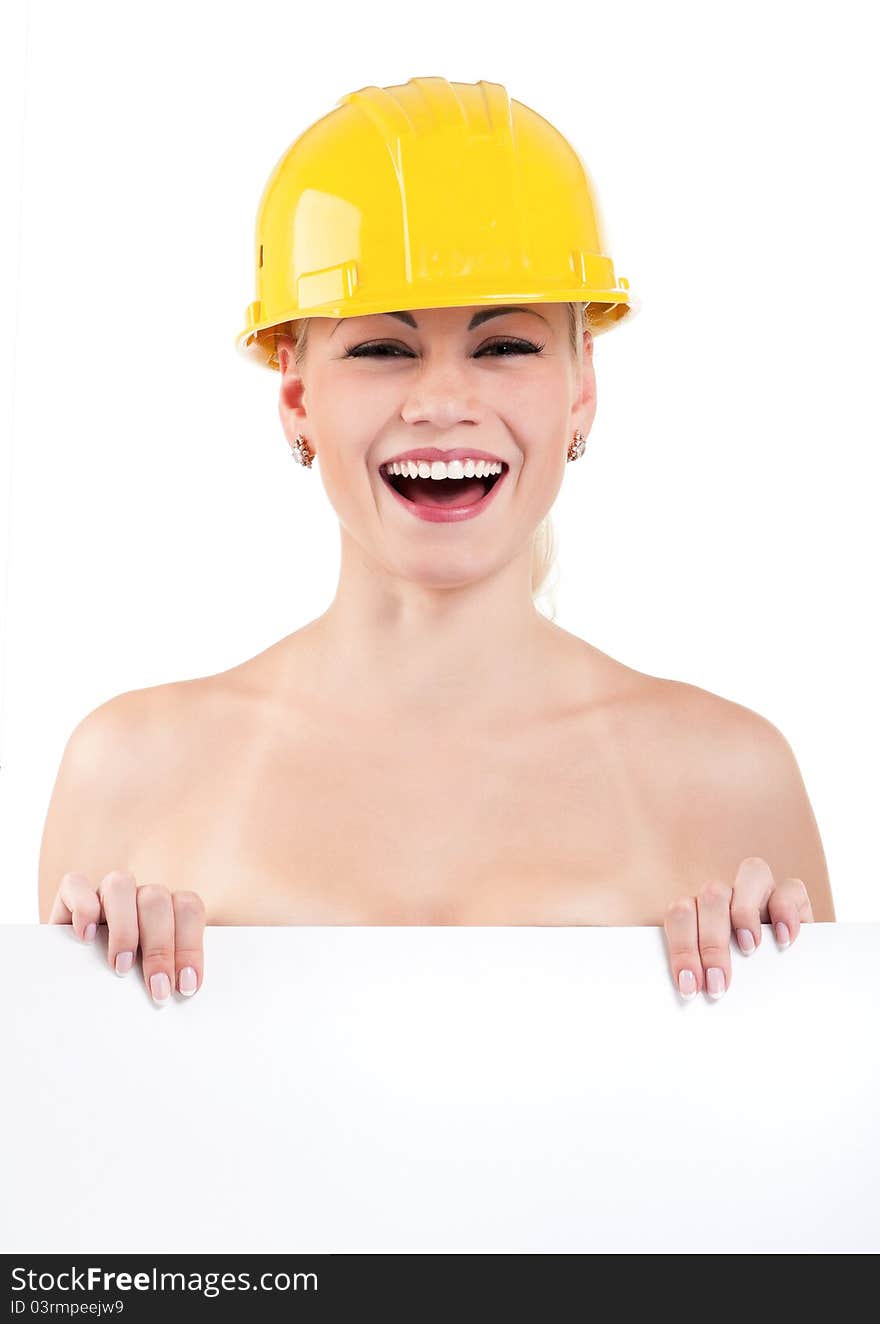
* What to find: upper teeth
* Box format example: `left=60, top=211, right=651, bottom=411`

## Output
left=383, top=459, right=504, bottom=479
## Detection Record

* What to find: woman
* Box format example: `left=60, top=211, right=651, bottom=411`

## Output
left=37, top=78, right=835, bottom=1005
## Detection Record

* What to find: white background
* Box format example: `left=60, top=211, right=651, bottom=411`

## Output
left=1, top=0, right=877, bottom=921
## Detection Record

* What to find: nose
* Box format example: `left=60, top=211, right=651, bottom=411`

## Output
left=400, top=397, right=481, bottom=431
left=399, top=356, right=485, bottom=431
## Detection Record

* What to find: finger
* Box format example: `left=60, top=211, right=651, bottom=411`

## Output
left=97, top=871, right=140, bottom=977
left=172, top=891, right=206, bottom=997
left=729, top=856, right=775, bottom=956
left=696, top=880, right=733, bottom=999
left=48, top=872, right=102, bottom=943
left=768, top=877, right=814, bottom=948
left=664, top=895, right=702, bottom=1000
left=136, top=884, right=175, bottom=1008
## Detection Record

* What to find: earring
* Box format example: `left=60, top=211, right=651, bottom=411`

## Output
left=291, top=434, right=315, bottom=467
left=567, top=429, right=586, bottom=462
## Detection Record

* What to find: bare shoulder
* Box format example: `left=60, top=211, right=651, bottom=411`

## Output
left=37, top=680, right=209, bottom=921
left=57, top=679, right=213, bottom=779
left=632, top=674, right=793, bottom=749
left=578, top=659, right=805, bottom=796
left=643, top=675, right=809, bottom=786
left=630, top=675, right=836, bottom=920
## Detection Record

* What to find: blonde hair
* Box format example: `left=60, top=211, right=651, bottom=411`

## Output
left=283, top=302, right=592, bottom=618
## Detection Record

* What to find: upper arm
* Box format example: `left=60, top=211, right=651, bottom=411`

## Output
left=732, top=708, right=835, bottom=920
left=665, top=683, right=836, bottom=921
left=37, top=690, right=159, bottom=922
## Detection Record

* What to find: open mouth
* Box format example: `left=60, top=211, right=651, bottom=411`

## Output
left=381, top=464, right=508, bottom=510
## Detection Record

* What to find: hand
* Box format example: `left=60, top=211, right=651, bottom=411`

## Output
left=663, top=856, right=814, bottom=1001
left=48, top=870, right=207, bottom=1007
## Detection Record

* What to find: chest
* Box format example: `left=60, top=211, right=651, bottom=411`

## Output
left=127, top=714, right=679, bottom=926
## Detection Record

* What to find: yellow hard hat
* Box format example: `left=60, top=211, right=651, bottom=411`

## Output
left=237, top=76, right=639, bottom=371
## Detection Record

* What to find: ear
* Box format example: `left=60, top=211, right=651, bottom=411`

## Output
left=572, top=337, right=597, bottom=436
left=275, top=333, right=295, bottom=375
left=276, top=340, right=308, bottom=439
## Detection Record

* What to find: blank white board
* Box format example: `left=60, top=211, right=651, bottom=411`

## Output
left=2, top=922, right=878, bottom=1252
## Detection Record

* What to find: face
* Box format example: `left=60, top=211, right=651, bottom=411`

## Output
left=276, top=304, right=596, bottom=591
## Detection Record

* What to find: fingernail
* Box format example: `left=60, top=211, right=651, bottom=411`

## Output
left=84, top=922, right=97, bottom=942
left=775, top=921, right=790, bottom=948
left=178, top=967, right=198, bottom=996
left=115, top=951, right=134, bottom=976
left=678, top=969, right=696, bottom=1000
left=706, top=967, right=726, bottom=999
left=736, top=928, right=756, bottom=955
left=150, top=972, right=172, bottom=1005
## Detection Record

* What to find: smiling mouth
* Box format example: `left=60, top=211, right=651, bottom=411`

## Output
left=380, top=464, right=508, bottom=508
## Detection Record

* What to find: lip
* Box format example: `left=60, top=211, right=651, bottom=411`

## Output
left=380, top=464, right=509, bottom=524
left=381, top=446, right=507, bottom=467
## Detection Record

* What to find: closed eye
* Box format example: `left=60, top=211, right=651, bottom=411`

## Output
left=343, top=337, right=546, bottom=359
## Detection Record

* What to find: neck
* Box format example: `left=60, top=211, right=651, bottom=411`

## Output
left=299, top=535, right=557, bottom=726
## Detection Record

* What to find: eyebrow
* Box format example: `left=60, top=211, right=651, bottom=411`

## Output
left=330, top=305, right=549, bottom=336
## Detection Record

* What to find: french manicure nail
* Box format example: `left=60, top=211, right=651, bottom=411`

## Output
left=678, top=969, right=696, bottom=1000
left=84, top=922, right=97, bottom=942
left=775, top=921, right=790, bottom=947
left=115, top=951, right=134, bottom=976
left=178, top=967, right=197, bottom=996
left=150, top=972, right=171, bottom=1005
left=706, top=967, right=726, bottom=999
left=736, top=928, right=756, bottom=955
